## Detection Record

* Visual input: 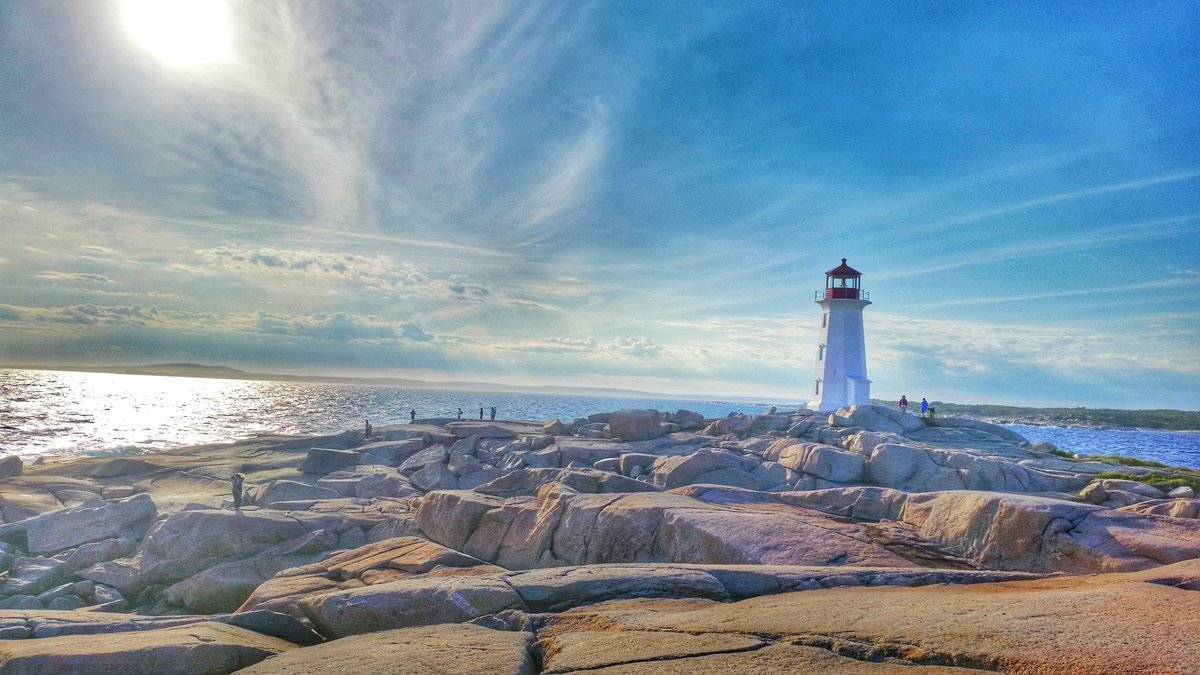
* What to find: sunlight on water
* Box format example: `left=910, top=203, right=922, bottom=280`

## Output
left=2, top=368, right=1197, bottom=468
left=0, top=368, right=770, bottom=458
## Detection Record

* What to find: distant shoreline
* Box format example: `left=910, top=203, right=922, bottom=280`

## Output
left=4, top=363, right=1195, bottom=431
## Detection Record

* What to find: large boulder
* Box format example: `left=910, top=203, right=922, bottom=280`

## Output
left=865, top=443, right=1085, bottom=493
left=3, top=538, right=133, bottom=596
left=410, top=463, right=459, bottom=492
left=257, top=481, right=340, bottom=508
left=775, top=443, right=865, bottom=484
left=649, top=450, right=739, bottom=488
left=299, top=448, right=360, bottom=474
left=299, top=575, right=524, bottom=638
left=352, top=438, right=424, bottom=464
left=831, top=404, right=924, bottom=434
left=898, top=491, right=1200, bottom=573
left=0, top=455, right=22, bottom=479
left=397, top=446, right=449, bottom=473
left=136, top=509, right=311, bottom=587
left=607, top=409, right=665, bottom=441
left=0, top=494, right=155, bottom=555
left=163, top=529, right=337, bottom=613
left=670, top=409, right=706, bottom=430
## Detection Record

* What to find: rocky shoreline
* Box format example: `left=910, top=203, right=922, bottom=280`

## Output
left=0, top=404, right=1198, bottom=672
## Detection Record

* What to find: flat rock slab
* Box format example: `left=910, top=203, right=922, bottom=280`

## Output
left=0, top=621, right=295, bottom=674
left=236, top=624, right=535, bottom=674
left=541, top=558, right=1200, bottom=673
left=541, top=629, right=764, bottom=673
left=299, top=575, right=524, bottom=638
left=0, top=494, right=155, bottom=555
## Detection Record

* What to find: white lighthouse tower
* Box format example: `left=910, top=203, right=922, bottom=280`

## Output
left=808, top=258, right=871, bottom=411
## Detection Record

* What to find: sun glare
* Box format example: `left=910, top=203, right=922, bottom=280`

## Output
left=119, top=0, right=232, bottom=67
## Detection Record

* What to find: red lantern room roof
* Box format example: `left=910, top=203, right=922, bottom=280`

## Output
left=825, top=258, right=861, bottom=278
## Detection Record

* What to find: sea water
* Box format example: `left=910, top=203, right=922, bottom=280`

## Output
left=2, top=368, right=1197, bottom=469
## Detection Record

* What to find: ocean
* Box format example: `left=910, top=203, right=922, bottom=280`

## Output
left=2, top=368, right=1197, bottom=469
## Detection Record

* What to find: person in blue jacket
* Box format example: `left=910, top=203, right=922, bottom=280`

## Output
left=920, top=398, right=929, bottom=417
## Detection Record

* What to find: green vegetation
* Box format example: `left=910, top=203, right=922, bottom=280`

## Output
left=870, top=400, right=1199, bottom=431
left=1083, top=455, right=1168, bottom=468
left=1047, top=447, right=1076, bottom=459
left=1091, top=471, right=1200, bottom=495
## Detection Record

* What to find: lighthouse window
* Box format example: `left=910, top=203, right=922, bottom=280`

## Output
left=821, top=313, right=827, bottom=328
left=814, top=379, right=821, bottom=395
left=818, top=344, right=825, bottom=361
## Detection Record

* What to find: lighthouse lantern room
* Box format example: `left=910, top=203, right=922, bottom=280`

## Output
left=808, top=258, right=872, bottom=411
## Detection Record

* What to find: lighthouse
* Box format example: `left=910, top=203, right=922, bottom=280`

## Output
left=808, top=258, right=871, bottom=411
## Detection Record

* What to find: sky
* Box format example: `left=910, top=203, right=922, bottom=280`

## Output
left=0, top=0, right=1197, bottom=409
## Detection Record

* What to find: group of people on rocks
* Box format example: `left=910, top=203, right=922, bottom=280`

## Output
left=397, top=407, right=498, bottom=423
left=898, top=395, right=934, bottom=418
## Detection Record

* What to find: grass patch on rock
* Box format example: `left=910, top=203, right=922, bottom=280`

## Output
left=1092, top=471, right=1200, bottom=495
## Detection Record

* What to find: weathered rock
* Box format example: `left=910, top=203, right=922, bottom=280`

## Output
left=444, top=423, right=520, bottom=439
left=410, top=462, right=459, bottom=491
left=1168, top=486, right=1196, bottom=498
left=300, top=575, right=524, bottom=638
left=257, top=481, right=341, bottom=508
left=1079, top=481, right=1108, bottom=504
left=0, top=454, right=23, bottom=479
left=447, top=451, right=485, bottom=477
left=649, top=450, right=738, bottom=489
left=534, top=559, right=1200, bottom=673
left=670, top=409, right=706, bottom=430
left=779, top=486, right=909, bottom=522
left=0, top=621, right=295, bottom=673
left=1120, top=498, right=1200, bottom=519
left=136, top=509, right=311, bottom=587
left=776, top=442, right=865, bottom=483
left=473, top=468, right=660, bottom=499
left=831, top=404, right=924, bottom=434
left=237, top=624, right=535, bottom=674
left=865, top=443, right=1084, bottom=493
left=0, top=494, right=155, bottom=555
left=898, top=490, right=1200, bottom=573
left=397, top=446, right=449, bottom=473
left=299, top=448, right=361, bottom=474
left=353, top=438, right=424, bottom=464
left=608, top=409, right=665, bottom=441
left=47, top=594, right=87, bottom=610
left=926, top=416, right=1030, bottom=444
left=691, top=468, right=759, bottom=490
left=0, top=595, right=42, bottom=610
left=750, top=461, right=796, bottom=490
left=458, top=469, right=503, bottom=490
left=1098, top=479, right=1166, bottom=498
left=416, top=491, right=505, bottom=551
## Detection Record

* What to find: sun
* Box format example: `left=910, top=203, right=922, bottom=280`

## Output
left=119, top=0, right=232, bottom=67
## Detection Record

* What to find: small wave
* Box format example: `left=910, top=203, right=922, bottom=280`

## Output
left=79, top=444, right=151, bottom=458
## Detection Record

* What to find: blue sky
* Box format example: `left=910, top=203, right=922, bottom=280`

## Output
left=1, top=0, right=1197, bottom=408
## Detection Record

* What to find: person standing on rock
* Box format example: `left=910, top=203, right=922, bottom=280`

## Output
left=899, top=395, right=908, bottom=414
left=231, top=472, right=245, bottom=510
left=490, top=406, right=496, bottom=421
left=479, top=407, right=485, bottom=420
left=921, top=398, right=929, bottom=417
left=364, top=419, right=372, bottom=439
left=457, top=407, right=463, bottom=419
left=410, top=409, right=416, bottom=423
